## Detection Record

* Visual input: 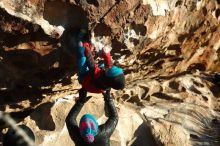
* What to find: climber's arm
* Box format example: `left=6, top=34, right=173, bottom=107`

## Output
left=84, top=42, right=97, bottom=73
left=99, top=90, right=118, bottom=136
left=102, top=46, right=113, bottom=70
left=66, top=88, right=90, bottom=130
left=66, top=100, right=84, bottom=130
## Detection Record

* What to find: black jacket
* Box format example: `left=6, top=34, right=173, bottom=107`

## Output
left=66, top=98, right=118, bottom=146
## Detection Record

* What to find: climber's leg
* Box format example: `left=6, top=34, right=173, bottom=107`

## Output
left=76, top=44, right=89, bottom=84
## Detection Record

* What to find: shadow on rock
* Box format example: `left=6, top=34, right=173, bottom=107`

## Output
left=0, top=109, right=34, bottom=128
left=0, top=85, right=52, bottom=111
left=30, top=102, right=55, bottom=131
left=0, top=6, right=88, bottom=111
left=130, top=123, right=158, bottom=146
left=43, top=0, right=88, bottom=29
left=0, top=39, right=76, bottom=111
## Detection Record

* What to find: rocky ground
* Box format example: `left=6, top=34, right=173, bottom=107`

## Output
left=0, top=0, right=220, bottom=146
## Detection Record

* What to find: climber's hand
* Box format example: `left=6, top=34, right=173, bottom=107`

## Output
left=78, top=88, right=92, bottom=103
left=78, top=41, right=83, bottom=47
left=102, top=45, right=112, bottom=54
left=103, top=88, right=112, bottom=101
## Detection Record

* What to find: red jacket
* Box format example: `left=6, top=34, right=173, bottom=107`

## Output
left=81, top=42, right=112, bottom=93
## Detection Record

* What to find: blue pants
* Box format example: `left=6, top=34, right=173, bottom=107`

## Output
left=77, top=46, right=89, bottom=83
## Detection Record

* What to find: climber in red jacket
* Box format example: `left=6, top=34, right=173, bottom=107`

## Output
left=76, top=29, right=125, bottom=93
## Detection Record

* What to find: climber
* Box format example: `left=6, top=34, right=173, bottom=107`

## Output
left=66, top=88, right=118, bottom=145
left=76, top=28, right=125, bottom=93
left=3, top=125, right=35, bottom=146
left=214, top=73, right=220, bottom=86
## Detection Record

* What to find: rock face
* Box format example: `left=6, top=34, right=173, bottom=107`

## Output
left=0, top=0, right=220, bottom=146
left=118, top=73, right=220, bottom=146
left=22, top=94, right=157, bottom=146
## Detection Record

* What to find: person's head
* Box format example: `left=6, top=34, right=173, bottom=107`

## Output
left=104, top=66, right=125, bottom=90
left=3, top=125, right=35, bottom=146
left=79, top=114, right=98, bottom=143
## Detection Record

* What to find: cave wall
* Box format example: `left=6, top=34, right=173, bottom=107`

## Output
left=0, top=0, right=219, bottom=90
left=0, top=1, right=220, bottom=145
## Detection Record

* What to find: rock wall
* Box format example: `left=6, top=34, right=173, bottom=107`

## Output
left=2, top=71, right=218, bottom=146
left=22, top=94, right=157, bottom=146
left=115, top=72, right=220, bottom=145
left=0, top=0, right=220, bottom=146
left=0, top=0, right=220, bottom=89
